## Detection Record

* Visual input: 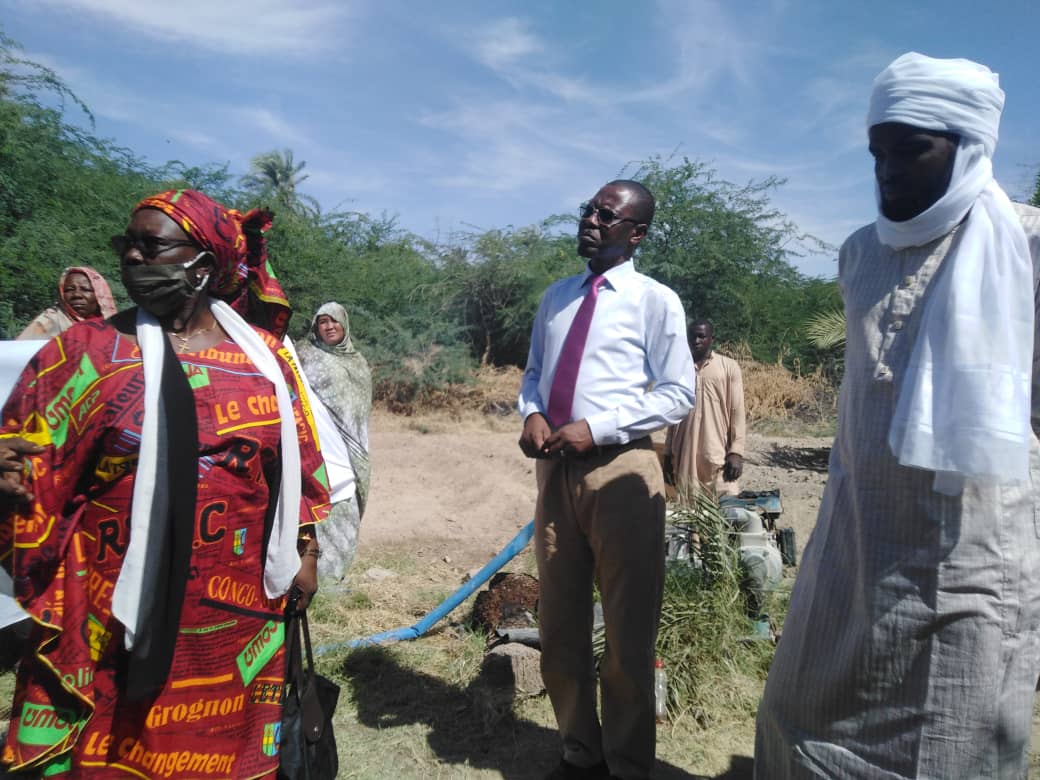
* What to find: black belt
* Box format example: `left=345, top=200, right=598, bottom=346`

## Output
left=558, top=436, right=650, bottom=460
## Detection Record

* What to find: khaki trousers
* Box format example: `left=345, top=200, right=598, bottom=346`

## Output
left=535, top=439, right=666, bottom=780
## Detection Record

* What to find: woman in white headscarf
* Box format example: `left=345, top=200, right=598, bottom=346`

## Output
left=296, top=302, right=372, bottom=581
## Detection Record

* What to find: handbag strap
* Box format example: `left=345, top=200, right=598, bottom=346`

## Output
left=300, top=610, right=316, bottom=675
left=284, top=600, right=306, bottom=696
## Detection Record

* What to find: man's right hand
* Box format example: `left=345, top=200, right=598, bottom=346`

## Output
left=518, top=413, right=552, bottom=459
left=0, top=436, right=43, bottom=503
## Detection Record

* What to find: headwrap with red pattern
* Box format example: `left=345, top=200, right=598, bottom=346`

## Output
left=132, top=189, right=292, bottom=337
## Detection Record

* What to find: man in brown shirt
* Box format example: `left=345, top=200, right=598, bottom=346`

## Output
left=664, top=319, right=746, bottom=496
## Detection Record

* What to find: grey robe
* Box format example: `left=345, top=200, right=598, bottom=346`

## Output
left=755, top=203, right=1040, bottom=779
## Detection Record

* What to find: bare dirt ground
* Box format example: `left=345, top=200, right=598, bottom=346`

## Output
left=361, top=411, right=830, bottom=574
left=358, top=410, right=1040, bottom=778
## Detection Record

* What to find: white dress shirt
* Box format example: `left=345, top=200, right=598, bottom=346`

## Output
left=518, top=260, right=696, bottom=445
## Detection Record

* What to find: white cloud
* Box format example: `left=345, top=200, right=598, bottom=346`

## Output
left=450, top=16, right=589, bottom=103
left=600, top=0, right=775, bottom=109
left=419, top=97, right=615, bottom=158
left=32, top=0, right=351, bottom=57
left=305, top=168, right=390, bottom=200
left=417, top=101, right=571, bottom=192
left=473, top=17, right=543, bottom=71
left=437, top=138, right=566, bottom=193
left=457, top=3, right=768, bottom=111
left=167, top=128, right=218, bottom=148
left=235, top=107, right=310, bottom=146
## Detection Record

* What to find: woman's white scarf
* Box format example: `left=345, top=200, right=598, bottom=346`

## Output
left=869, top=53, right=1033, bottom=494
left=112, top=299, right=302, bottom=649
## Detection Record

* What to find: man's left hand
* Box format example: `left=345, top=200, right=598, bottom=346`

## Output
left=722, top=453, right=744, bottom=482
left=543, top=420, right=595, bottom=456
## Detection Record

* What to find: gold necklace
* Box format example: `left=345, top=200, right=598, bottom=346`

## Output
left=171, top=321, right=218, bottom=353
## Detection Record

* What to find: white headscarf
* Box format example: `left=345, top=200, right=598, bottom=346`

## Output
left=869, top=52, right=1034, bottom=494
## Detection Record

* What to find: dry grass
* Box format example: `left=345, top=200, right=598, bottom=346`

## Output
left=377, top=365, right=523, bottom=420
left=379, top=353, right=837, bottom=439
left=723, top=344, right=836, bottom=435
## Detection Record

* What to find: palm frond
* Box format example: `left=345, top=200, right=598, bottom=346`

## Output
left=803, top=308, right=846, bottom=350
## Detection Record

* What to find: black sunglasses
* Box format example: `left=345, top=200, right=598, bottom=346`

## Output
left=111, top=234, right=197, bottom=259
left=579, top=202, right=639, bottom=228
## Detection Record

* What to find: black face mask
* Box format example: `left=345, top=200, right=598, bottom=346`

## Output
left=121, top=254, right=211, bottom=320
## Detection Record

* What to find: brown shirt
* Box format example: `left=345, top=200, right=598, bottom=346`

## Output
left=665, top=351, right=746, bottom=487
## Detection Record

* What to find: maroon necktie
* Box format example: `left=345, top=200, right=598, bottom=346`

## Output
left=547, top=274, right=606, bottom=428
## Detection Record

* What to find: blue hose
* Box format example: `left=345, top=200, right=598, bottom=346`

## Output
left=314, top=520, right=535, bottom=657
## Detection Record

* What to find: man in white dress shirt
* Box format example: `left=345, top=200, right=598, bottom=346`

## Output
left=518, top=180, right=695, bottom=780
left=755, top=53, right=1040, bottom=779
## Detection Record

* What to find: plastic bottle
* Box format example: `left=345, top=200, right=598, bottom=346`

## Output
left=654, top=659, right=668, bottom=723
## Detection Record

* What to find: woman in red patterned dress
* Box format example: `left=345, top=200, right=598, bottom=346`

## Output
left=0, top=190, right=330, bottom=778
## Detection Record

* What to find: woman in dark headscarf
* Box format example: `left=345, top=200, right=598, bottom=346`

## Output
left=0, top=189, right=329, bottom=778
left=296, top=302, right=372, bottom=581
left=17, top=265, right=117, bottom=340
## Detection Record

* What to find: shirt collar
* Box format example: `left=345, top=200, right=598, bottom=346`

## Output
left=582, top=258, right=636, bottom=292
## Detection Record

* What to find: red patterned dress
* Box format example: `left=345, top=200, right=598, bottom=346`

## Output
left=0, top=318, right=331, bottom=779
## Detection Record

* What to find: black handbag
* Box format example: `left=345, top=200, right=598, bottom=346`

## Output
left=278, top=605, right=340, bottom=780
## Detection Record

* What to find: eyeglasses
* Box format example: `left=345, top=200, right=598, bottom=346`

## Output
left=579, top=202, right=639, bottom=228
left=111, top=234, right=197, bottom=259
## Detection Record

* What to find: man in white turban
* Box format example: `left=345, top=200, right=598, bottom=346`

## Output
left=754, top=52, right=1040, bottom=779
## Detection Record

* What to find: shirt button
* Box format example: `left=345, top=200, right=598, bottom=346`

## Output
left=900, top=276, right=913, bottom=289
left=890, top=320, right=904, bottom=331
left=876, top=366, right=891, bottom=379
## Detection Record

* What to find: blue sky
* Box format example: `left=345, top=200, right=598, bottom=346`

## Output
left=4, top=0, right=1039, bottom=278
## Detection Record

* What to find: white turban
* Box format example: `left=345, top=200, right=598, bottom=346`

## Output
left=867, top=53, right=1034, bottom=494
left=867, top=51, right=1004, bottom=157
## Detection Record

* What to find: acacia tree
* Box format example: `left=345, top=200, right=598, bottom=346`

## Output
left=240, top=148, right=319, bottom=215
left=1032, top=169, right=1040, bottom=207
left=629, top=156, right=835, bottom=364
left=436, top=220, right=580, bottom=367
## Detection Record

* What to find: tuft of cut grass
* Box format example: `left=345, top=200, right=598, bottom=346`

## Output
left=656, top=492, right=787, bottom=725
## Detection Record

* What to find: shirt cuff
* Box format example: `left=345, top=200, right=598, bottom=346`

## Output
left=585, top=410, right=623, bottom=446
left=520, top=401, right=545, bottom=422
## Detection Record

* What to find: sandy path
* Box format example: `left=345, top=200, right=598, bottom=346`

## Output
left=360, top=411, right=831, bottom=570
left=359, top=413, right=538, bottom=570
